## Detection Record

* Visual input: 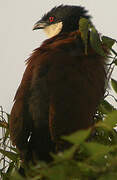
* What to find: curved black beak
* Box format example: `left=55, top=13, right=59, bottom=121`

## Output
left=33, top=20, right=47, bottom=30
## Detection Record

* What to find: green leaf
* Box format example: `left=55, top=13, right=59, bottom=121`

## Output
left=102, top=36, right=116, bottom=48
left=114, top=59, right=117, bottom=65
left=10, top=171, right=25, bottom=180
left=6, top=113, right=10, bottom=125
left=96, top=111, right=117, bottom=130
left=111, top=48, right=117, bottom=56
left=77, top=162, right=96, bottom=178
left=0, top=149, right=19, bottom=162
left=79, top=17, right=89, bottom=55
left=52, top=145, right=77, bottom=162
left=0, top=121, right=8, bottom=128
left=111, top=78, right=117, bottom=93
left=98, top=173, right=117, bottom=180
left=84, top=142, right=113, bottom=156
left=9, top=146, right=19, bottom=153
left=99, top=100, right=115, bottom=114
left=3, top=129, right=10, bottom=143
left=6, top=162, right=15, bottom=175
left=90, top=27, right=106, bottom=57
left=40, top=161, right=79, bottom=180
left=84, top=142, right=115, bottom=167
left=41, top=164, right=66, bottom=180
left=62, top=128, right=91, bottom=145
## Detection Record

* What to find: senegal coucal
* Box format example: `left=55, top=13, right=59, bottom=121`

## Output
left=9, top=5, right=107, bottom=163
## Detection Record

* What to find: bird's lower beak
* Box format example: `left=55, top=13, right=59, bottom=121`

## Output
left=33, top=21, right=47, bottom=30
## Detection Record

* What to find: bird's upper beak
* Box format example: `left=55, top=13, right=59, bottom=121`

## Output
left=33, top=20, right=47, bottom=30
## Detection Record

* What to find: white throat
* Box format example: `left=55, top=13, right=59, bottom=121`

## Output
left=44, top=22, right=63, bottom=38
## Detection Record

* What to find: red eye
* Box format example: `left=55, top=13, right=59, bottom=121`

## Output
left=49, top=16, right=54, bottom=22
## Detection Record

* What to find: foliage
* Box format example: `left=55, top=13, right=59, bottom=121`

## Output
left=0, top=18, right=117, bottom=179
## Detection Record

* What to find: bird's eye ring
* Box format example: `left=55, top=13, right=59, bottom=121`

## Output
left=49, top=16, right=54, bottom=22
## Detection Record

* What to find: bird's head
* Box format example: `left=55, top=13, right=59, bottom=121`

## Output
left=33, top=5, right=91, bottom=38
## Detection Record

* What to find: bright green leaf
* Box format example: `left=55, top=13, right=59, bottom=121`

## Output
left=84, top=142, right=113, bottom=156
left=97, top=111, right=117, bottom=130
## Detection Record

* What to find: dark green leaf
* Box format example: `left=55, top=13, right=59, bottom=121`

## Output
left=77, top=162, right=97, bottom=178
left=10, top=171, right=25, bottom=180
left=111, top=78, right=117, bottom=93
left=98, top=173, right=117, bottom=180
left=9, top=146, right=19, bottom=153
left=114, top=59, right=117, bottom=65
left=84, top=142, right=115, bottom=167
left=3, top=129, right=10, bottom=143
left=0, top=121, right=8, bottom=128
left=41, top=161, right=79, bottom=180
left=90, top=27, right=106, bottom=57
left=62, top=128, right=91, bottom=145
left=99, top=100, right=115, bottom=114
left=102, top=36, right=116, bottom=48
left=52, top=145, right=77, bottom=162
left=6, top=162, right=15, bottom=175
left=0, top=149, right=19, bottom=162
left=111, top=48, right=117, bottom=56
left=6, top=113, right=10, bottom=124
left=79, top=18, right=89, bottom=54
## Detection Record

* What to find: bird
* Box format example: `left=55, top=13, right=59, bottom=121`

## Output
left=9, top=5, right=108, bottom=163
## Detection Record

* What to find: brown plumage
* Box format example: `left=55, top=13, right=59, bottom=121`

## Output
left=9, top=5, right=107, bottom=163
